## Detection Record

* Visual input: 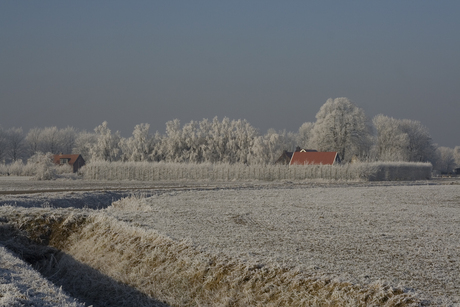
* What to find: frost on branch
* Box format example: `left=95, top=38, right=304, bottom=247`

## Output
left=27, top=152, right=57, bottom=180
left=309, top=98, right=372, bottom=163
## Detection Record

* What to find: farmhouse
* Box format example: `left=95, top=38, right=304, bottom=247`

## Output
left=53, top=154, right=85, bottom=173
left=289, top=151, right=340, bottom=166
left=275, top=147, right=317, bottom=165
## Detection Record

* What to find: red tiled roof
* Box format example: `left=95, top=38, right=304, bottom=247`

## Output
left=289, top=151, right=339, bottom=165
left=53, top=154, right=83, bottom=165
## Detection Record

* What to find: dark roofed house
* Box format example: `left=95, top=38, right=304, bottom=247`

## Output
left=53, top=154, right=85, bottom=173
left=275, top=150, right=295, bottom=165
left=289, top=151, right=340, bottom=166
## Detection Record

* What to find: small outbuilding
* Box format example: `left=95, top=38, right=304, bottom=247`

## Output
left=53, top=154, right=85, bottom=173
left=289, top=151, right=340, bottom=166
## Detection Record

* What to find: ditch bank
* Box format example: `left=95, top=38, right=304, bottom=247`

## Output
left=1, top=207, right=423, bottom=307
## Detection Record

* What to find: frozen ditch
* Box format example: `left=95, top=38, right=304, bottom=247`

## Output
left=0, top=208, right=170, bottom=307
left=1, top=181, right=459, bottom=306
left=0, top=244, right=85, bottom=307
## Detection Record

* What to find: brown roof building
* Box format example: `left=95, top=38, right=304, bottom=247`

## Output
left=289, top=151, right=340, bottom=166
left=53, top=154, right=85, bottom=173
left=275, top=147, right=317, bottom=165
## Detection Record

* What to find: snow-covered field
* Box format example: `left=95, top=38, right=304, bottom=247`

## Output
left=105, top=182, right=460, bottom=305
left=1, top=177, right=459, bottom=306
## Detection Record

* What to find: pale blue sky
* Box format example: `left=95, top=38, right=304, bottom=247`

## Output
left=1, top=1, right=459, bottom=147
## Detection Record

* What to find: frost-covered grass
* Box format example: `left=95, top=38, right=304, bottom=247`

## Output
left=83, top=161, right=432, bottom=182
left=1, top=206, right=420, bottom=307
left=0, top=175, right=205, bottom=192
left=0, top=207, right=168, bottom=307
left=0, top=180, right=458, bottom=306
left=0, top=245, right=84, bottom=307
left=103, top=185, right=459, bottom=306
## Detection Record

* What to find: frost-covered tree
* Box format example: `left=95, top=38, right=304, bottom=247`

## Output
left=72, top=131, right=97, bottom=162
left=5, top=127, right=26, bottom=162
left=372, top=115, right=410, bottom=161
left=152, top=117, right=259, bottom=164
left=248, top=136, right=268, bottom=165
left=434, top=146, right=456, bottom=173
left=148, top=132, right=163, bottom=162
left=204, top=117, right=231, bottom=163
left=309, top=98, right=372, bottom=162
left=372, top=115, right=436, bottom=163
left=120, top=123, right=155, bottom=162
left=198, top=118, right=214, bottom=162
left=89, top=121, right=121, bottom=162
left=201, top=118, right=220, bottom=162
left=0, top=127, right=6, bottom=162
left=154, top=118, right=205, bottom=163
left=25, top=128, right=43, bottom=157
left=160, top=119, right=185, bottom=162
left=40, top=127, right=62, bottom=154
left=27, top=152, right=56, bottom=180
left=454, top=146, right=460, bottom=167
left=297, top=122, right=314, bottom=149
left=24, top=126, right=76, bottom=157
left=265, top=129, right=283, bottom=163
left=60, top=126, right=77, bottom=154
left=398, top=119, right=436, bottom=163
left=181, top=120, right=205, bottom=163
left=229, top=119, right=258, bottom=164
left=249, top=129, right=296, bottom=164
left=201, top=117, right=258, bottom=164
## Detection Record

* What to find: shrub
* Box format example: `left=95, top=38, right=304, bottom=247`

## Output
left=27, top=152, right=57, bottom=180
left=8, top=160, right=25, bottom=176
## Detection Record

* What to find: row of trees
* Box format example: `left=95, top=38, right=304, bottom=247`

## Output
left=1, top=98, right=458, bottom=172
left=0, top=126, right=79, bottom=163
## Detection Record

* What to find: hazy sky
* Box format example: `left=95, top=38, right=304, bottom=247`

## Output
left=1, top=1, right=459, bottom=147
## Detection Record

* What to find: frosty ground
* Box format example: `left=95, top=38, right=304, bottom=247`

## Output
left=0, top=177, right=459, bottom=306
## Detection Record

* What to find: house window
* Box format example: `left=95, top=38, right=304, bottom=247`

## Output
left=60, top=158, right=69, bottom=164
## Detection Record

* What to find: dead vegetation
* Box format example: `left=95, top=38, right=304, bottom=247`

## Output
left=1, top=206, right=422, bottom=307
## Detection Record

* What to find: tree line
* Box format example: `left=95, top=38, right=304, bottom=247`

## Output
left=1, top=98, right=458, bottom=173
